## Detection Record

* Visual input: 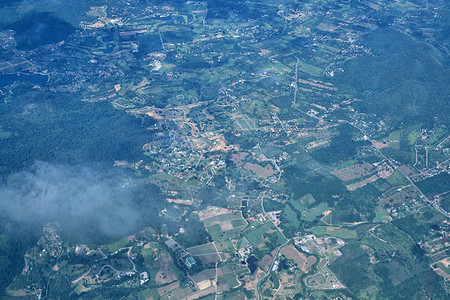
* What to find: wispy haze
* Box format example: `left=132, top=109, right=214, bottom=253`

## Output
left=0, top=161, right=145, bottom=241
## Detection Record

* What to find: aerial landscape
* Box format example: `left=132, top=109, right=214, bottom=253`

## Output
left=0, top=0, right=449, bottom=299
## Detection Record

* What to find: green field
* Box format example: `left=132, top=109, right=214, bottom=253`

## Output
left=386, top=170, right=408, bottom=186
left=310, top=226, right=357, bottom=239
left=106, top=237, right=130, bottom=253
left=187, top=243, right=217, bottom=255
left=138, top=288, right=160, bottom=300
left=285, top=204, right=301, bottom=227
left=218, top=272, right=240, bottom=289
left=386, top=130, right=402, bottom=141
left=437, top=262, right=450, bottom=275
left=373, top=209, right=390, bottom=223
left=206, top=224, right=224, bottom=241
left=407, top=129, right=421, bottom=145
left=426, top=127, right=447, bottom=146
left=289, top=197, right=307, bottom=213
left=297, top=60, right=323, bottom=77
left=310, top=226, right=327, bottom=236
left=231, top=218, right=247, bottom=228
left=245, top=222, right=273, bottom=247
left=202, top=211, right=247, bottom=242
left=301, top=202, right=330, bottom=222
left=141, top=247, right=154, bottom=259
left=299, top=193, right=316, bottom=207
left=202, top=212, right=243, bottom=227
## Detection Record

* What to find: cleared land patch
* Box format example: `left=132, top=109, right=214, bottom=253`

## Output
left=245, top=222, right=273, bottom=248
left=310, top=226, right=357, bottom=239
left=331, top=162, right=375, bottom=182
left=157, top=281, right=180, bottom=296
left=301, top=202, right=330, bottom=222
left=201, top=211, right=247, bottom=242
left=346, top=174, right=379, bottom=191
left=281, top=244, right=317, bottom=273
left=154, top=253, right=177, bottom=284
left=187, top=242, right=226, bottom=264
left=380, top=186, right=420, bottom=206
left=299, top=193, right=316, bottom=206
left=231, top=152, right=248, bottom=166
left=199, top=206, right=233, bottom=221
left=243, top=162, right=275, bottom=178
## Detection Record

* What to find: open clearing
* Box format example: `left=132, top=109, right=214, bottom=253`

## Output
left=281, top=244, right=317, bottom=273
left=187, top=242, right=228, bottom=264
left=310, top=226, right=357, bottom=239
left=202, top=211, right=247, bottom=242
left=154, top=252, right=177, bottom=284
left=199, top=206, right=233, bottom=221
left=331, top=162, right=375, bottom=182
left=244, top=162, right=275, bottom=178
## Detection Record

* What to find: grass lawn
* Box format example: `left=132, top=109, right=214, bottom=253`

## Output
left=138, top=288, right=160, bottom=300
left=301, top=202, right=329, bottom=222
left=107, top=237, right=130, bottom=253
left=437, top=262, right=450, bottom=275
left=231, top=218, right=247, bottom=228
left=386, top=170, right=408, bottom=187
left=285, top=204, right=301, bottom=227
left=245, top=222, right=273, bottom=246
left=310, top=226, right=357, bottom=239
left=373, top=209, right=390, bottom=223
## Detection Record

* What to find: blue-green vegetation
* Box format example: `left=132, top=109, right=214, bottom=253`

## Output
left=334, top=28, right=450, bottom=127
left=0, top=73, right=48, bottom=87
left=0, top=91, right=150, bottom=174
left=5, top=13, right=76, bottom=50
